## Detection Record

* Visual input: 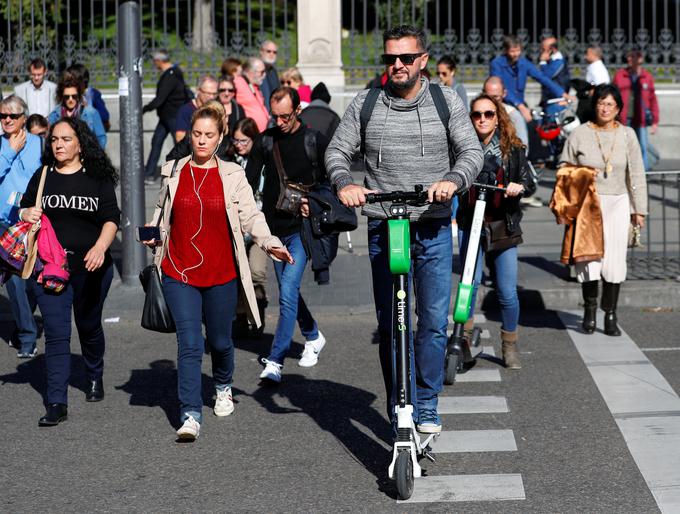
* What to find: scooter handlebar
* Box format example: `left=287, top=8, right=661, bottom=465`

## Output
left=471, top=182, right=524, bottom=197
left=365, top=186, right=429, bottom=205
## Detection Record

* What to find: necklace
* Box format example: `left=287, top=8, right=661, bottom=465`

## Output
left=591, top=122, right=618, bottom=179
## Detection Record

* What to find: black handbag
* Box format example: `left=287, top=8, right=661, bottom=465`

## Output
left=139, top=160, right=178, bottom=333
left=483, top=219, right=523, bottom=252
left=272, top=141, right=312, bottom=215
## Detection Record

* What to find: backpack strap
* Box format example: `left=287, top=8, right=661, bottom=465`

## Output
left=303, top=129, right=318, bottom=177
left=359, top=87, right=382, bottom=155
left=428, top=83, right=451, bottom=142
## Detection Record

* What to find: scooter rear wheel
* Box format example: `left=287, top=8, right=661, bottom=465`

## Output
left=444, top=350, right=459, bottom=385
left=395, top=450, right=414, bottom=500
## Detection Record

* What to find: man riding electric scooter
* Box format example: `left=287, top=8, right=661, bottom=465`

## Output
left=325, top=23, right=482, bottom=482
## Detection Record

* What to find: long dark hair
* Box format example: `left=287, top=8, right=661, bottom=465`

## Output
left=42, top=118, right=118, bottom=185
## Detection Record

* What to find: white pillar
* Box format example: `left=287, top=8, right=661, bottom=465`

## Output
left=296, top=0, right=345, bottom=90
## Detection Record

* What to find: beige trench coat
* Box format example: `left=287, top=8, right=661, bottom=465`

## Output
left=149, top=155, right=283, bottom=327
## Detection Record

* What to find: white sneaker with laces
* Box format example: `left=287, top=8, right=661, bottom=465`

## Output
left=259, top=358, right=282, bottom=383
left=176, top=415, right=200, bottom=440
left=298, top=331, right=326, bottom=367
left=214, top=387, right=234, bottom=417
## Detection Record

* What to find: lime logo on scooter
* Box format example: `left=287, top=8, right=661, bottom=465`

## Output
left=396, top=289, right=407, bottom=332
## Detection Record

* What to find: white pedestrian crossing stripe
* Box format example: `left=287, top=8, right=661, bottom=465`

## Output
left=430, top=430, right=517, bottom=453
left=439, top=396, right=509, bottom=414
left=559, top=310, right=680, bottom=514
left=455, top=369, right=501, bottom=382
left=398, top=474, right=525, bottom=504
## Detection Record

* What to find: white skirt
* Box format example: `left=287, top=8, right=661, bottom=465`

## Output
left=575, top=194, right=630, bottom=284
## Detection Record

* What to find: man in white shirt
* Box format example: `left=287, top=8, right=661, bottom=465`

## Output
left=585, top=46, right=610, bottom=85
left=13, top=58, right=57, bottom=117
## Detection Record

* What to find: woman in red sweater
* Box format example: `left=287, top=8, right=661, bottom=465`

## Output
left=145, top=102, right=292, bottom=441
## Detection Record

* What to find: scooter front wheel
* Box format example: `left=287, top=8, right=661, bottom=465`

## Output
left=444, top=350, right=459, bottom=385
left=395, top=450, right=414, bottom=500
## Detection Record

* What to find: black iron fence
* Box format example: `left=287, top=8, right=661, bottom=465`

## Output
left=628, top=171, right=680, bottom=280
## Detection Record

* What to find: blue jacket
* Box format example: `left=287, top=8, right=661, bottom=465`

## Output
left=539, top=52, right=571, bottom=103
left=489, top=55, right=565, bottom=107
left=48, top=105, right=107, bottom=149
left=85, top=87, right=110, bottom=125
left=0, top=132, right=42, bottom=224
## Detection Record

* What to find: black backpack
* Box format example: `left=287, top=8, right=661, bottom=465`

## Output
left=359, top=84, right=452, bottom=157
left=260, top=129, right=320, bottom=180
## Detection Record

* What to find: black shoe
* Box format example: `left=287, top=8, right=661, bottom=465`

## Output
left=38, top=404, right=68, bottom=426
left=581, top=280, right=598, bottom=334
left=86, top=379, right=104, bottom=402
left=603, top=312, right=622, bottom=336
left=601, top=281, right=622, bottom=336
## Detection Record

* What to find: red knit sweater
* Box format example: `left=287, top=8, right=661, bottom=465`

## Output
left=162, top=164, right=236, bottom=287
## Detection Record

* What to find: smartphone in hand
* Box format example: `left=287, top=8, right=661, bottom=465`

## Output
left=137, top=226, right=161, bottom=242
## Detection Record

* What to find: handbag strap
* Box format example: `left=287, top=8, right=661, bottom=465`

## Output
left=272, top=141, right=288, bottom=188
left=34, top=165, right=48, bottom=209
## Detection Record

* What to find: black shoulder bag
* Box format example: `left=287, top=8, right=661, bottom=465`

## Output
left=139, top=160, right=179, bottom=333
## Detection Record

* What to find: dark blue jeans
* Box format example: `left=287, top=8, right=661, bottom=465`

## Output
left=267, top=232, right=318, bottom=365
left=144, top=117, right=176, bottom=178
left=458, top=229, right=520, bottom=332
left=33, top=265, right=113, bottom=405
left=368, top=217, right=452, bottom=419
left=162, top=276, right=238, bottom=424
left=5, top=274, right=38, bottom=353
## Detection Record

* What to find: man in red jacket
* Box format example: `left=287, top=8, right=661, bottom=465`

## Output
left=613, top=49, right=659, bottom=170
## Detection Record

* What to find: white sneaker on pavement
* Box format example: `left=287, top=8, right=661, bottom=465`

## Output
left=214, top=387, right=234, bottom=417
left=259, top=358, right=282, bottom=383
left=176, top=415, right=200, bottom=440
left=298, top=331, right=326, bottom=367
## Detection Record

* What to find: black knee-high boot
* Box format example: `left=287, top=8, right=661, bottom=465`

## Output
left=581, top=281, right=598, bottom=334
left=601, top=280, right=621, bottom=336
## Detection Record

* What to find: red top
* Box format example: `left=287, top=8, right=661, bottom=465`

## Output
left=162, top=163, right=237, bottom=287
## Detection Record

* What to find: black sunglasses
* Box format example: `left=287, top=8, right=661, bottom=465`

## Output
left=471, top=110, right=497, bottom=121
left=63, top=94, right=79, bottom=100
left=0, top=112, right=24, bottom=120
left=219, top=88, right=235, bottom=93
left=381, top=52, right=424, bottom=65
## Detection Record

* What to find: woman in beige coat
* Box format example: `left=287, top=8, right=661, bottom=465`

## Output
left=144, top=102, right=292, bottom=441
left=560, top=84, right=647, bottom=337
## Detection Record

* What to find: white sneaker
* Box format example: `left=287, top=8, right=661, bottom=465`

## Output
left=299, top=331, right=326, bottom=367
left=520, top=196, right=542, bottom=208
left=176, top=415, right=200, bottom=440
left=214, top=387, right=234, bottom=417
left=259, top=358, right=282, bottom=383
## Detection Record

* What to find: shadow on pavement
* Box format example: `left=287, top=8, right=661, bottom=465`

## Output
left=232, top=332, right=305, bottom=363
left=481, top=289, right=564, bottom=329
left=251, top=374, right=398, bottom=498
left=0, top=354, right=92, bottom=406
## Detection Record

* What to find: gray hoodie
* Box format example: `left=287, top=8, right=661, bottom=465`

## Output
left=325, top=78, right=483, bottom=220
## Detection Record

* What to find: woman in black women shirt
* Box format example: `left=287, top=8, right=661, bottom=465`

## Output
left=20, top=118, right=120, bottom=426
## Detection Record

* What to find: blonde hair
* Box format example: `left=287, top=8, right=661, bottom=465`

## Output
left=191, top=100, right=226, bottom=135
left=281, top=67, right=303, bottom=83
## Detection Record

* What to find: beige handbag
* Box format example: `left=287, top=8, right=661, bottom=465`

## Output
left=21, top=166, right=48, bottom=279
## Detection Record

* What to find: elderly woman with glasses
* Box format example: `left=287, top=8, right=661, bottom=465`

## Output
left=217, top=76, right=244, bottom=135
left=47, top=71, right=107, bottom=148
left=0, top=95, right=42, bottom=358
left=457, top=93, right=535, bottom=370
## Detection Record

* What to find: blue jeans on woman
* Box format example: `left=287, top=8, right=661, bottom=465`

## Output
left=368, top=217, right=452, bottom=420
left=162, top=276, right=238, bottom=424
left=33, top=265, right=113, bottom=405
left=266, top=232, right=319, bottom=365
left=458, top=229, right=519, bottom=332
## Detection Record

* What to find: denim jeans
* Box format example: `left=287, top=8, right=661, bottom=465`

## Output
left=368, top=217, right=452, bottom=419
left=458, top=229, right=520, bottom=332
left=5, top=274, right=38, bottom=353
left=144, top=118, right=176, bottom=178
left=267, top=232, right=318, bottom=365
left=33, top=265, right=113, bottom=405
left=162, top=276, right=238, bottom=424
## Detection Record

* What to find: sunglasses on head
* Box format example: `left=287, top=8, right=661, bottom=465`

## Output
left=471, top=110, right=496, bottom=121
left=219, top=88, right=235, bottom=93
left=0, top=112, right=24, bottom=120
left=381, top=52, right=424, bottom=65
left=63, top=94, right=79, bottom=100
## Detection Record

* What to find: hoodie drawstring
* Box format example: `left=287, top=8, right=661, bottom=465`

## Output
left=416, top=104, right=424, bottom=157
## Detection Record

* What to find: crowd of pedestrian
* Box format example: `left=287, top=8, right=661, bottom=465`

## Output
left=0, top=26, right=653, bottom=444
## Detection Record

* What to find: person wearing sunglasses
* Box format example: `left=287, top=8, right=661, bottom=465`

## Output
left=0, top=95, right=42, bottom=359
left=436, top=55, right=468, bottom=110
left=458, top=93, right=535, bottom=370
left=217, top=76, right=244, bottom=135
left=174, top=75, right=219, bottom=142
left=47, top=71, right=107, bottom=149
left=325, top=25, right=483, bottom=436
left=259, top=40, right=281, bottom=111
left=280, top=67, right=312, bottom=107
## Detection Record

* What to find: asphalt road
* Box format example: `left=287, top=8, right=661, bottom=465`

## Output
left=1, top=303, right=677, bottom=513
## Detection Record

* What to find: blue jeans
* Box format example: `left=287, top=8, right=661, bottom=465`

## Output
left=5, top=274, right=38, bottom=353
left=368, top=217, right=452, bottom=419
left=144, top=117, right=175, bottom=178
left=267, top=232, right=319, bottom=365
left=33, top=265, right=113, bottom=405
left=163, top=276, right=238, bottom=424
left=458, top=229, right=520, bottom=332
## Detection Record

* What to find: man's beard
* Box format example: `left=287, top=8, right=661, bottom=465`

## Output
left=388, top=72, right=419, bottom=91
